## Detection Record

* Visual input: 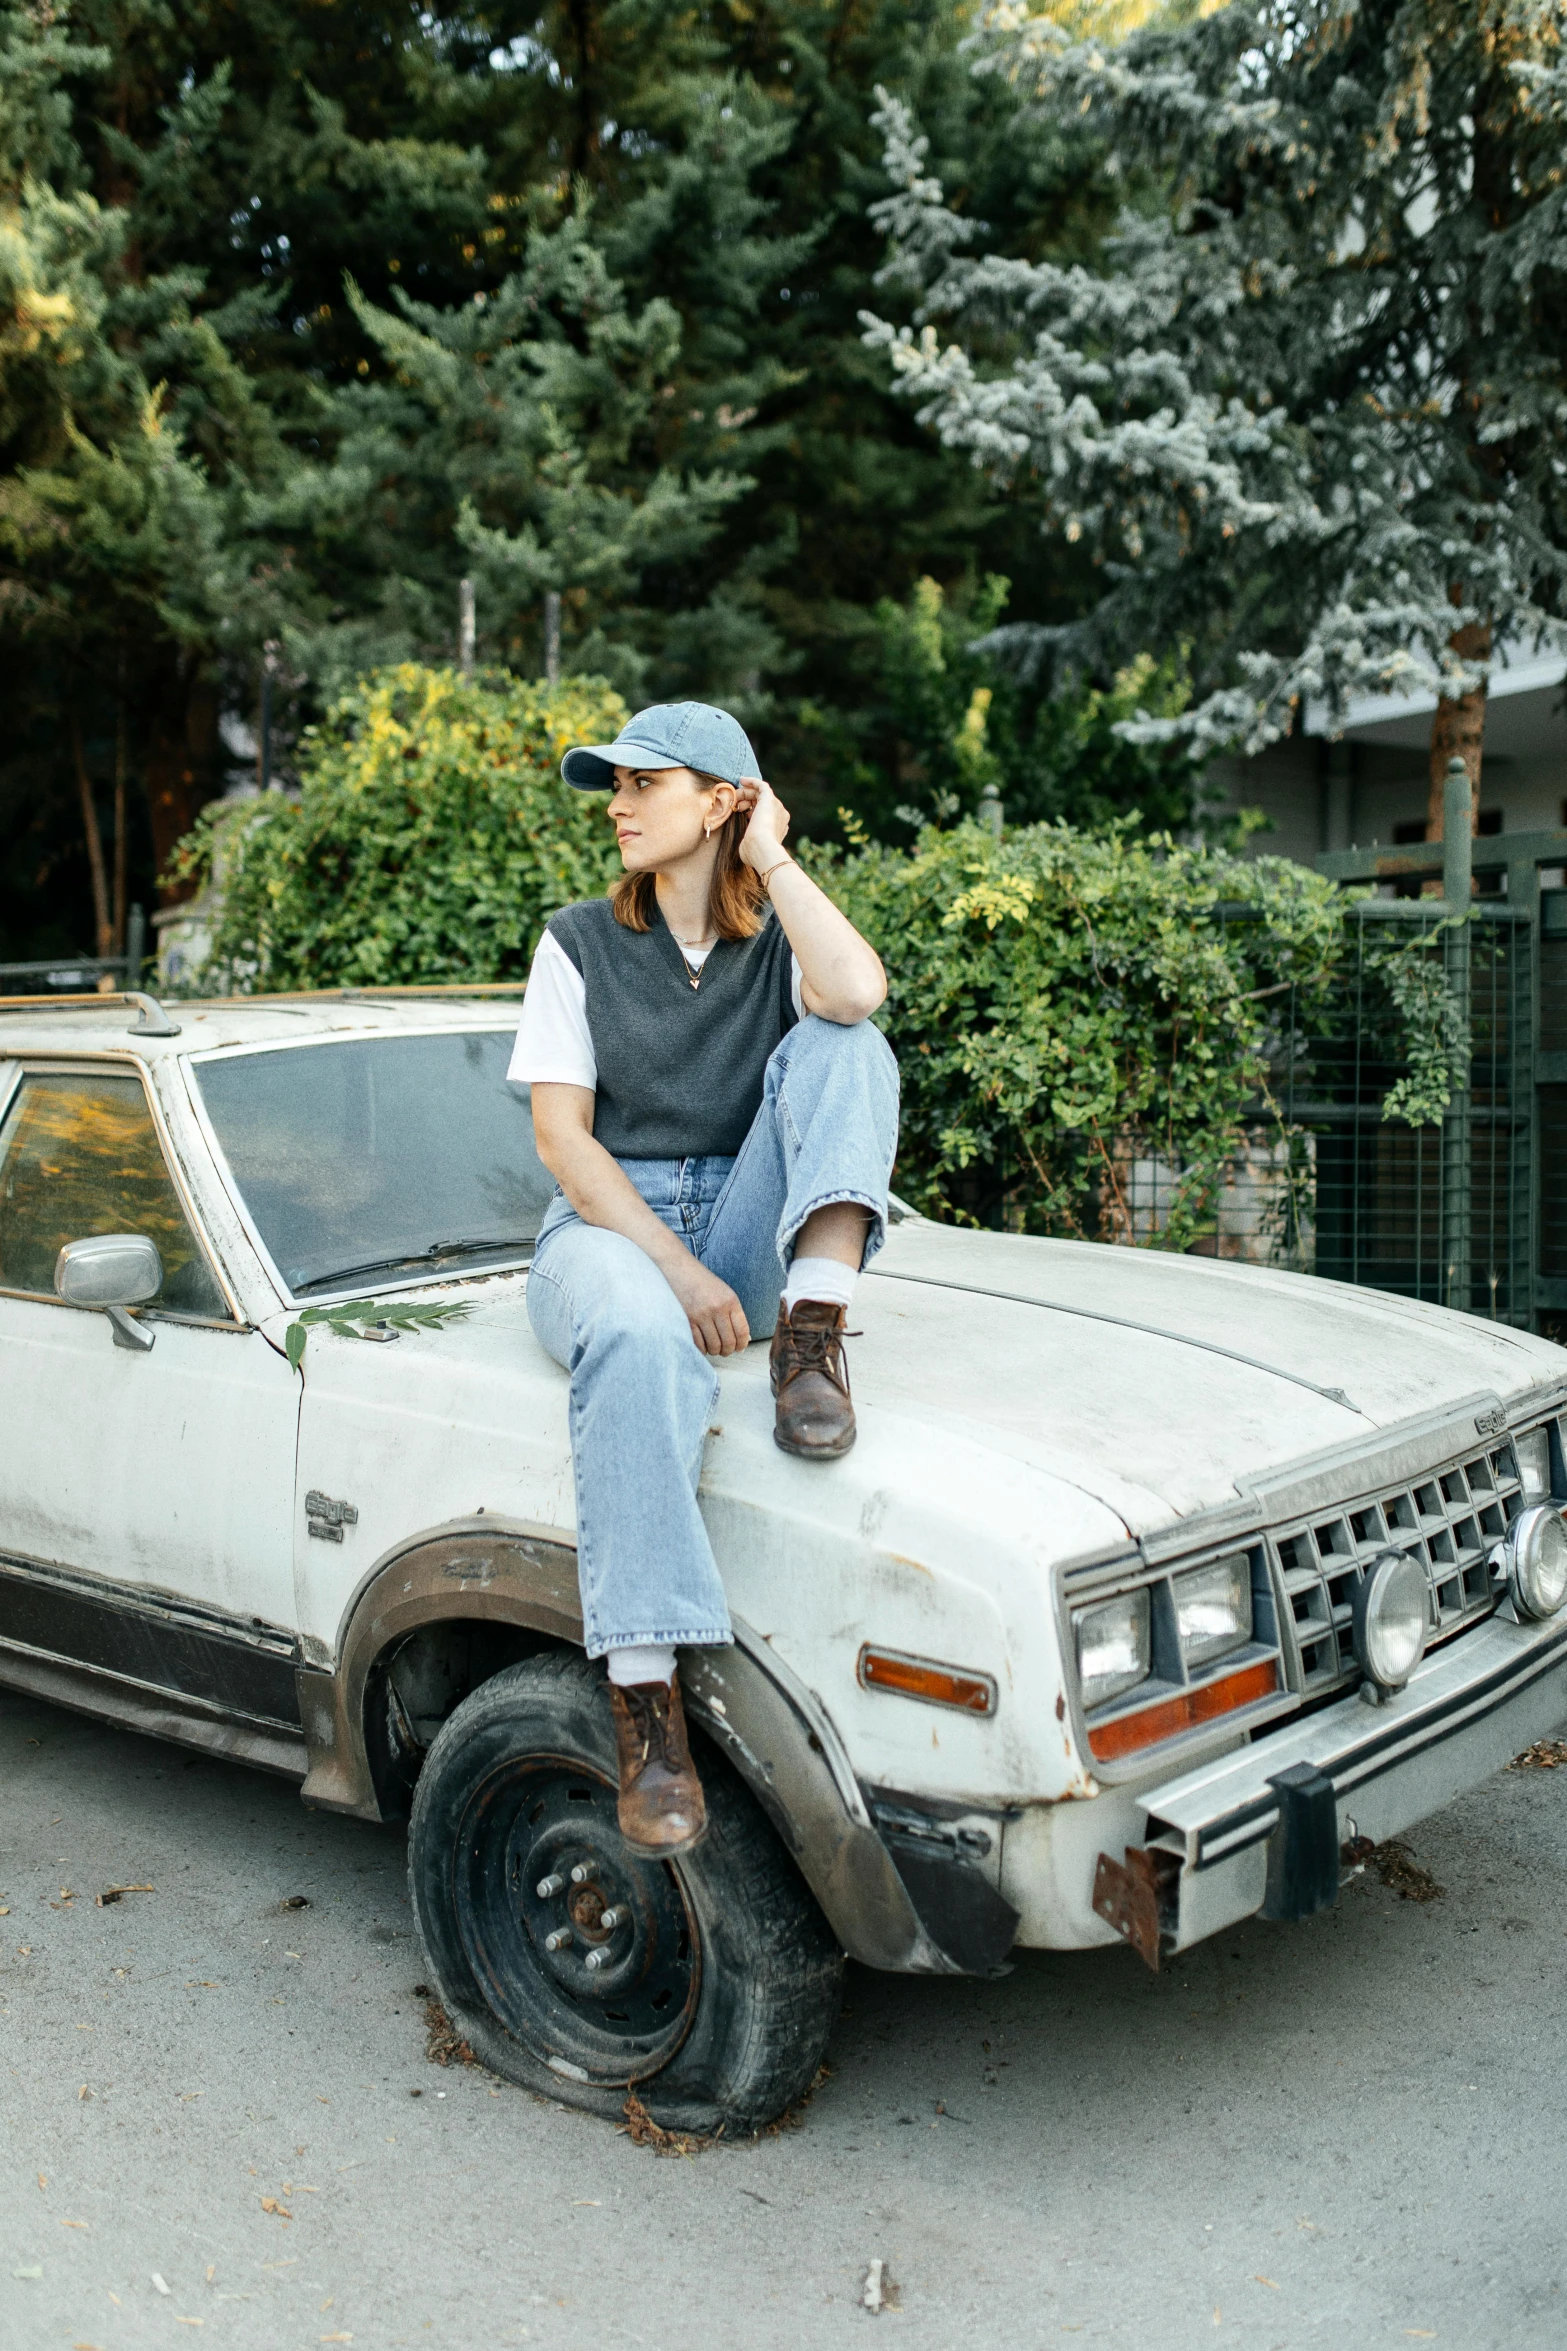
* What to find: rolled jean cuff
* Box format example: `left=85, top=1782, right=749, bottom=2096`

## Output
left=777, top=1186, right=890, bottom=1275
left=586, top=1626, right=734, bottom=1661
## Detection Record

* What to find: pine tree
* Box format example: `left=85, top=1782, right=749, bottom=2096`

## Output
left=248, top=73, right=816, bottom=706
left=0, top=0, right=282, bottom=942
left=863, top=1, right=1567, bottom=827
left=2, top=0, right=1171, bottom=959
left=678, top=0, right=1142, bottom=820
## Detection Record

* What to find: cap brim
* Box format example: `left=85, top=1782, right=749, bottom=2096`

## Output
left=561, top=740, right=681, bottom=790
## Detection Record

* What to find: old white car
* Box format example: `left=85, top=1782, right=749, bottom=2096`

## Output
left=3, top=987, right=1567, bottom=2129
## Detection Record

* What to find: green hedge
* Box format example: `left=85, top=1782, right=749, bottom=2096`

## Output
left=809, top=818, right=1455, bottom=1246
left=176, top=667, right=1456, bottom=1249
left=174, top=666, right=626, bottom=991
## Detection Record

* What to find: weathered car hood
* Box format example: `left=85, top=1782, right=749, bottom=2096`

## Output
left=275, top=1223, right=1567, bottom=1577
left=851, top=1220, right=1567, bottom=1536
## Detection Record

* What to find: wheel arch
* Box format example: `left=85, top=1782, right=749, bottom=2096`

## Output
left=297, top=1525, right=581, bottom=1821
left=296, top=1522, right=967, bottom=1975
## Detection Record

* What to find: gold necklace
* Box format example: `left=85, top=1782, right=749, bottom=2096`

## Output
left=674, top=933, right=714, bottom=989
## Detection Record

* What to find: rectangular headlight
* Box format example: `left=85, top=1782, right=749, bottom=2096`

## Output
left=1174, top=1554, right=1252, bottom=1673
left=1512, top=1425, right=1551, bottom=1504
left=1074, top=1588, right=1151, bottom=1711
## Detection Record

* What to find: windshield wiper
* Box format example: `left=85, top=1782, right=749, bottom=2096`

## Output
left=293, top=1237, right=535, bottom=1295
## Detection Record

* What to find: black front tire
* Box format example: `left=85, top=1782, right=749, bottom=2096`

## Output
left=406, top=1649, right=844, bottom=2131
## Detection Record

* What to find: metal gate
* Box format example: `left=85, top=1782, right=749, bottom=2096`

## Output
left=1276, top=899, right=1531, bottom=1324
left=1317, top=779, right=1567, bottom=1337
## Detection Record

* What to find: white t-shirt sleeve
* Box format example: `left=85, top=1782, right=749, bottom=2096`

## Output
left=790, top=953, right=804, bottom=1020
left=507, top=929, right=597, bottom=1089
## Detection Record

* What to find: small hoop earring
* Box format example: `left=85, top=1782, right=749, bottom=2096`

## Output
left=704, top=824, right=713, bottom=838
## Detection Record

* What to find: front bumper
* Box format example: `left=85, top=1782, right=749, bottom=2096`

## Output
left=1126, top=1609, right=1567, bottom=1955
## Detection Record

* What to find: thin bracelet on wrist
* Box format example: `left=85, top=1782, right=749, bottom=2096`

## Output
left=758, top=854, right=795, bottom=889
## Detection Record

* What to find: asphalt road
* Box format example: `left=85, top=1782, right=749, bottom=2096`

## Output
left=2, top=1688, right=1564, bottom=2351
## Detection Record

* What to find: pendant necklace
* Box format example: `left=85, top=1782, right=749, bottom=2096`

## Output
left=674, top=931, right=715, bottom=989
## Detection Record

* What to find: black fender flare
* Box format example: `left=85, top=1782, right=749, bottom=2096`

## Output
left=297, top=1523, right=1003, bottom=1975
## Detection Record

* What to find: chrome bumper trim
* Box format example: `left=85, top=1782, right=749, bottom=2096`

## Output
left=1143, top=1612, right=1567, bottom=1870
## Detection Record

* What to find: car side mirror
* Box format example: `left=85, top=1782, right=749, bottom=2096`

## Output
left=55, top=1233, right=164, bottom=1353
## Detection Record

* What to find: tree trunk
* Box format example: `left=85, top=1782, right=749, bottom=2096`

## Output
left=70, top=711, right=114, bottom=962
left=567, top=0, right=601, bottom=181
left=112, top=682, right=128, bottom=957
left=1426, top=616, right=1491, bottom=840
left=140, top=652, right=222, bottom=902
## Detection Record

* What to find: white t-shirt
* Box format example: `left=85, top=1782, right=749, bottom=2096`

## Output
left=507, top=926, right=805, bottom=1093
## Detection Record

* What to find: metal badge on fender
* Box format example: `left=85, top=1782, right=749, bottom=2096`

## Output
left=305, top=1489, right=359, bottom=1542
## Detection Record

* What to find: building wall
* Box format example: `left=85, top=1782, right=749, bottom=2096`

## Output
left=1205, top=726, right=1567, bottom=865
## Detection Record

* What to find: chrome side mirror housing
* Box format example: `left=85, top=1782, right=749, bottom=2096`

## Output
left=54, top=1234, right=164, bottom=1352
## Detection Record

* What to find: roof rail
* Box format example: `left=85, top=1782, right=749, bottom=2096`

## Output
left=185, top=981, right=530, bottom=1004
left=0, top=989, right=182, bottom=1037
left=335, top=982, right=529, bottom=1001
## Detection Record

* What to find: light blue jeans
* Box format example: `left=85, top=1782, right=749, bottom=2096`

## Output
left=525, top=1014, right=900, bottom=1659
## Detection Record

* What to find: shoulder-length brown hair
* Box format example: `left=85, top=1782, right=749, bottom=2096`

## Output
left=611, top=770, right=767, bottom=941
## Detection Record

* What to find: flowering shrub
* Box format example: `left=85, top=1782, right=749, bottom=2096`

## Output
left=172, top=665, right=625, bottom=991
left=807, top=818, right=1460, bottom=1246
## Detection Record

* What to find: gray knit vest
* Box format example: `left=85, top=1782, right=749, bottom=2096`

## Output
left=546, top=897, right=798, bottom=1159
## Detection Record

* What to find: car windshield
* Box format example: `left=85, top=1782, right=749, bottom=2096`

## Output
left=191, top=1030, right=554, bottom=1296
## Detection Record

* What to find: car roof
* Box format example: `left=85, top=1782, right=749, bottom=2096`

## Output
left=0, top=988, right=524, bottom=1059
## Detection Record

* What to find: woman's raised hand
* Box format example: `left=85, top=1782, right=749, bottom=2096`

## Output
left=735, top=775, right=791, bottom=875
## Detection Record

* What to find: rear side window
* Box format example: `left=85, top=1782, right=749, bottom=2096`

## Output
left=0, top=1072, right=227, bottom=1319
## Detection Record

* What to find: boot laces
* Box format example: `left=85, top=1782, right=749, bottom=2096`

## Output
left=623, top=1682, right=679, bottom=1772
left=780, top=1314, right=858, bottom=1386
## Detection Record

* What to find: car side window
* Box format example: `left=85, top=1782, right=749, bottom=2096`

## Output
left=0, top=1071, right=228, bottom=1320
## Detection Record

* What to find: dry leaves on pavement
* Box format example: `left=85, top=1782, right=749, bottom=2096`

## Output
left=423, top=1997, right=477, bottom=2069
left=618, top=2093, right=718, bottom=2158
left=1368, top=1840, right=1445, bottom=1903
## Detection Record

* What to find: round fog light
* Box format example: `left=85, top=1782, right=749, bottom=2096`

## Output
left=1505, top=1504, right=1567, bottom=1622
left=1352, top=1550, right=1428, bottom=1693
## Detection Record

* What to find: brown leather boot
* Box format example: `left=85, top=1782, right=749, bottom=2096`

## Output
left=770, top=1299, right=857, bottom=1459
left=609, top=1671, right=707, bottom=1855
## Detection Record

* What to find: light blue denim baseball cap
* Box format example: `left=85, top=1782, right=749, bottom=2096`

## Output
left=560, top=700, right=759, bottom=790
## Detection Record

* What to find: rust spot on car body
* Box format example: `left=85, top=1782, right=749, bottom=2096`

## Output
left=1092, top=1846, right=1179, bottom=1969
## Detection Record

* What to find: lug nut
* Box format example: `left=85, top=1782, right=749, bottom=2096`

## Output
left=599, top=1906, right=627, bottom=1931
left=569, top=1863, right=594, bottom=1885
left=544, top=1926, right=572, bottom=1952
left=536, top=1873, right=565, bottom=1899
left=584, top=1947, right=611, bottom=1972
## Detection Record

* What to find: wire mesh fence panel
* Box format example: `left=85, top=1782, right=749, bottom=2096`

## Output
left=1537, top=894, right=1567, bottom=1330
left=1102, top=904, right=1532, bottom=1325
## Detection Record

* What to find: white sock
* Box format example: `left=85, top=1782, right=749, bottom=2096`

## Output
left=782, top=1254, right=857, bottom=1315
left=606, top=1644, right=677, bottom=1688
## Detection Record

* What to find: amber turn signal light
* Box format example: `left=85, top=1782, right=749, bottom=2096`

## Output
left=1086, top=1658, right=1279, bottom=1762
left=858, top=1645, right=997, bottom=1715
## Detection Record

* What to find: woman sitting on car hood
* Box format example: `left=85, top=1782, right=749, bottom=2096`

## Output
left=510, top=701, right=898, bottom=1859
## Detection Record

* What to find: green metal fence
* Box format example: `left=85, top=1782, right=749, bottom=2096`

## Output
left=1109, top=897, right=1532, bottom=1323
left=1314, top=768, right=1567, bottom=1337
left=1107, top=764, right=1564, bottom=1332
left=1277, top=901, right=1531, bottom=1323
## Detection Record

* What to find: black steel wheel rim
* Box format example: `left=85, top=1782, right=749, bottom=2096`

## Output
left=452, top=1752, right=700, bottom=2084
